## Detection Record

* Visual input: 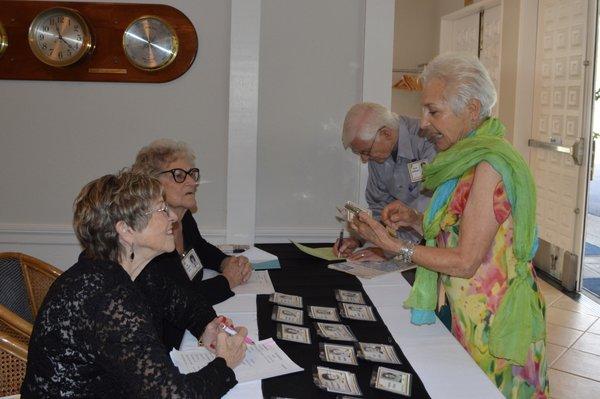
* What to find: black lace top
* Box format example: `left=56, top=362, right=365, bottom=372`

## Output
left=137, top=211, right=233, bottom=349
left=21, top=255, right=237, bottom=398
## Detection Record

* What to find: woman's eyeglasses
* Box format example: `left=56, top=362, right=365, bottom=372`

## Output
left=159, top=168, right=200, bottom=183
left=145, top=203, right=170, bottom=216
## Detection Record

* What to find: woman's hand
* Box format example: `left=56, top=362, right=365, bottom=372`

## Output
left=220, top=256, right=253, bottom=288
left=201, top=316, right=234, bottom=353
left=332, top=237, right=361, bottom=258
left=381, top=200, right=422, bottom=233
left=349, top=212, right=400, bottom=253
left=216, top=326, right=248, bottom=369
left=347, top=247, right=386, bottom=262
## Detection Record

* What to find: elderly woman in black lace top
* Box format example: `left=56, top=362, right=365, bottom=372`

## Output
left=21, top=171, right=247, bottom=398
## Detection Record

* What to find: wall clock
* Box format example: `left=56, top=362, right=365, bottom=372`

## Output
left=123, top=16, right=178, bottom=71
left=28, top=7, right=93, bottom=67
left=0, top=21, right=7, bottom=58
left=0, top=1, right=198, bottom=83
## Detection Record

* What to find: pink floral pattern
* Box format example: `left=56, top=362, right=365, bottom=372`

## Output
left=438, top=168, right=549, bottom=398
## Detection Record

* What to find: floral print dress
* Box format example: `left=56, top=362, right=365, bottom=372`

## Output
left=438, top=167, right=549, bottom=399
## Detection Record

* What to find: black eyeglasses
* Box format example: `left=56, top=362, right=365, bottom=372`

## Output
left=351, top=126, right=385, bottom=157
left=158, top=168, right=200, bottom=183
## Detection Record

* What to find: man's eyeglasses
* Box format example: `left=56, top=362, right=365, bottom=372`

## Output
left=159, top=168, right=200, bottom=183
left=145, top=203, right=170, bottom=216
left=352, top=126, right=385, bottom=157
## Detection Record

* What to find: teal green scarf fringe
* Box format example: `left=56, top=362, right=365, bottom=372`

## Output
left=403, top=118, right=545, bottom=366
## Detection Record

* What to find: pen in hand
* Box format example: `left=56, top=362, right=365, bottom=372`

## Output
left=336, top=229, right=344, bottom=256
left=220, top=323, right=255, bottom=345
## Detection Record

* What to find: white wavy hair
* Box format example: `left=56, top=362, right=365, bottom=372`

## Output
left=341, top=102, right=399, bottom=149
left=420, top=53, right=497, bottom=121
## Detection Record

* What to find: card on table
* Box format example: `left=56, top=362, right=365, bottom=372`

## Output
left=356, top=342, right=402, bottom=364
left=315, top=322, right=357, bottom=342
left=313, top=366, right=362, bottom=396
left=276, top=323, right=311, bottom=344
left=334, top=289, right=366, bottom=304
left=307, top=305, right=340, bottom=322
left=339, top=302, right=377, bottom=321
left=371, top=366, right=412, bottom=396
left=319, top=342, right=358, bottom=366
left=271, top=305, right=304, bottom=325
left=269, top=292, right=303, bottom=308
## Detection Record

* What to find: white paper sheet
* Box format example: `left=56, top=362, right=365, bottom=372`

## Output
left=171, top=338, right=303, bottom=383
left=241, top=246, right=281, bottom=269
left=232, top=270, right=275, bottom=295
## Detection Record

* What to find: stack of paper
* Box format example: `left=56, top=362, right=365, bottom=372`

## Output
left=241, top=247, right=281, bottom=270
left=232, top=270, right=275, bottom=295
left=170, top=338, right=303, bottom=382
left=328, top=260, right=415, bottom=279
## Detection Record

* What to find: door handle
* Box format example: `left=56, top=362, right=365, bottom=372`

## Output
left=528, top=137, right=584, bottom=165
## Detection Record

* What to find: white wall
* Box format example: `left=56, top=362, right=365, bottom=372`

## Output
left=0, top=0, right=382, bottom=268
left=256, top=0, right=363, bottom=234
left=0, top=0, right=231, bottom=268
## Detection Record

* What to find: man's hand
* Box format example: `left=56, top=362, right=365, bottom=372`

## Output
left=381, top=200, right=422, bottom=233
left=333, top=237, right=361, bottom=258
left=220, top=256, right=253, bottom=288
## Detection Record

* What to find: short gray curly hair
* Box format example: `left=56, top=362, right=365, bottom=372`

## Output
left=420, top=53, right=496, bottom=121
left=342, top=102, right=400, bottom=149
left=73, top=170, right=163, bottom=263
left=132, top=138, right=196, bottom=177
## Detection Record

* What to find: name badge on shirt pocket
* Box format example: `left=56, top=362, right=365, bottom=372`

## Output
left=407, top=160, right=427, bottom=183
left=181, top=248, right=203, bottom=280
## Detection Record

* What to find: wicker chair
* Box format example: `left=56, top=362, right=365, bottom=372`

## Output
left=0, top=252, right=62, bottom=323
left=0, top=304, right=31, bottom=396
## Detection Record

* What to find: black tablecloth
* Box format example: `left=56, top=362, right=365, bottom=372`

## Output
left=256, top=244, right=430, bottom=398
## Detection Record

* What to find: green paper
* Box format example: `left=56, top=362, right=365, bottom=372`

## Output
left=292, top=241, right=344, bottom=261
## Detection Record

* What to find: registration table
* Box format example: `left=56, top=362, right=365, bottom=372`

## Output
left=182, top=244, right=503, bottom=399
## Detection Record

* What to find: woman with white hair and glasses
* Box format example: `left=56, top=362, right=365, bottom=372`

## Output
left=350, top=53, right=548, bottom=397
left=132, top=139, right=252, bottom=349
left=22, top=171, right=246, bottom=397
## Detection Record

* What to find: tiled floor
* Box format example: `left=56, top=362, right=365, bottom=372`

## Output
left=539, top=277, right=600, bottom=398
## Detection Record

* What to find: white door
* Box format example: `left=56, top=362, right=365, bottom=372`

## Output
left=529, top=0, right=596, bottom=290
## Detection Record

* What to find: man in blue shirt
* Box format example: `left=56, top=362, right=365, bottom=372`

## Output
left=335, top=102, right=437, bottom=260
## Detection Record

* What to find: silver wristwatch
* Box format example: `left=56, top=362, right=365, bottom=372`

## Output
left=394, top=241, right=416, bottom=264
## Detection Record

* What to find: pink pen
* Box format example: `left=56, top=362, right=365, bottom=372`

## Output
left=220, top=323, right=255, bottom=345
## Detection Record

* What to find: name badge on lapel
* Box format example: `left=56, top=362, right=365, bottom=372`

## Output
left=181, top=248, right=202, bottom=280
left=407, top=160, right=427, bottom=183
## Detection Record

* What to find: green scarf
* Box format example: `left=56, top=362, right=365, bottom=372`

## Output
left=403, top=118, right=545, bottom=366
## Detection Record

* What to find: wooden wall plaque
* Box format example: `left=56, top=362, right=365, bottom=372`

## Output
left=0, top=1, right=198, bottom=83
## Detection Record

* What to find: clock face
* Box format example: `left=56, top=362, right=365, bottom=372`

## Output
left=123, top=16, right=179, bottom=71
left=0, top=21, right=7, bottom=58
left=28, top=7, right=92, bottom=67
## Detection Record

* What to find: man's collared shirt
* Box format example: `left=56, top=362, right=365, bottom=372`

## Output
left=366, top=116, right=437, bottom=242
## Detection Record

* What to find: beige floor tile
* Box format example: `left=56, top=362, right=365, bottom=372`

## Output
left=552, top=295, right=600, bottom=317
left=547, top=323, right=584, bottom=347
left=546, top=343, right=567, bottom=367
left=546, top=307, right=598, bottom=331
left=549, top=369, right=600, bottom=399
left=573, top=332, right=600, bottom=356
left=590, top=319, right=600, bottom=335
left=538, top=281, right=563, bottom=306
left=553, top=348, right=600, bottom=381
